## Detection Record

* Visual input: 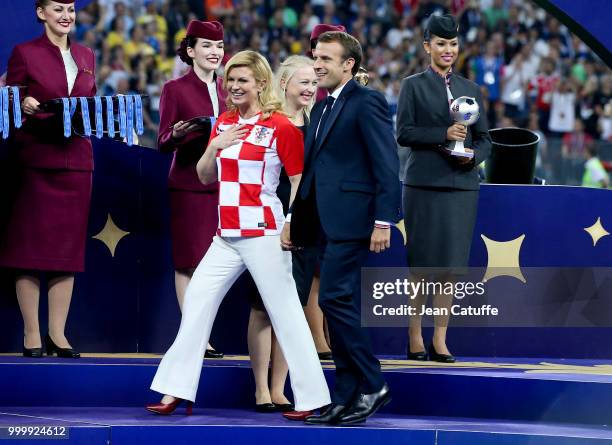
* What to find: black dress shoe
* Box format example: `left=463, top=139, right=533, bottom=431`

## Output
left=255, top=402, right=277, bottom=413
left=317, top=351, right=333, bottom=360
left=204, top=349, right=224, bottom=359
left=407, top=350, right=428, bottom=361
left=428, top=344, right=456, bottom=363
left=337, top=384, right=391, bottom=425
left=274, top=403, right=295, bottom=412
left=23, top=346, right=43, bottom=358
left=45, top=334, right=80, bottom=359
left=304, top=403, right=347, bottom=424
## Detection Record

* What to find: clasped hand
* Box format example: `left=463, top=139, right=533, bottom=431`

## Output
left=22, top=96, right=41, bottom=115
left=172, top=120, right=202, bottom=138
left=446, top=123, right=467, bottom=141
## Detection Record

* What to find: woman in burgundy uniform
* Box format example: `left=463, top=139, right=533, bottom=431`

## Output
left=157, top=20, right=226, bottom=358
left=0, top=0, right=96, bottom=358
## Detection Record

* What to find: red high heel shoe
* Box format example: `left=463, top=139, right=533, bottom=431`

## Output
left=282, top=410, right=314, bottom=421
left=145, top=397, right=193, bottom=415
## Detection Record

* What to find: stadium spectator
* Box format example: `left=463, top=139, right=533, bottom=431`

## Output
left=70, top=0, right=610, bottom=186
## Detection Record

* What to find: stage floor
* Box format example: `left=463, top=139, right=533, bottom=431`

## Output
left=1, top=355, right=611, bottom=444
left=2, top=353, right=612, bottom=382
left=0, top=407, right=610, bottom=444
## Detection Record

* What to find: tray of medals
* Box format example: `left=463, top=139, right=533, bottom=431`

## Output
left=39, top=94, right=149, bottom=146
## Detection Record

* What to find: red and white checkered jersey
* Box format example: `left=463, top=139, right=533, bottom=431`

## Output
left=211, top=111, right=304, bottom=237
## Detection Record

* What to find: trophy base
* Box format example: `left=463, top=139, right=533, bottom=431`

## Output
left=448, top=149, right=474, bottom=159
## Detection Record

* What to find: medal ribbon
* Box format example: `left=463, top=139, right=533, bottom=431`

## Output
left=94, top=95, right=104, bottom=138
left=11, top=86, right=21, bottom=129
left=0, top=88, right=5, bottom=136
left=2, top=88, right=10, bottom=139
left=80, top=97, right=92, bottom=136
left=118, top=95, right=127, bottom=139
left=125, top=94, right=134, bottom=146
left=134, top=94, right=144, bottom=136
left=62, top=97, right=71, bottom=137
left=105, top=96, right=115, bottom=138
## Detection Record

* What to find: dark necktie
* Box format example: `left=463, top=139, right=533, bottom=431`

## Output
left=315, top=95, right=335, bottom=145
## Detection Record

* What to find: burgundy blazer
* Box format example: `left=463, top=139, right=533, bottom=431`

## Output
left=157, top=69, right=227, bottom=191
left=7, top=33, right=96, bottom=171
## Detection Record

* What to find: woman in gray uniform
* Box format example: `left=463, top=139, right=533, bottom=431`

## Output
left=396, top=14, right=491, bottom=363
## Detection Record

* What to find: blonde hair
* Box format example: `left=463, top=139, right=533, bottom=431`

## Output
left=223, top=50, right=282, bottom=120
left=275, top=55, right=316, bottom=120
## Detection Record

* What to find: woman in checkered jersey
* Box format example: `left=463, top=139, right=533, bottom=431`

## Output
left=147, top=50, right=331, bottom=416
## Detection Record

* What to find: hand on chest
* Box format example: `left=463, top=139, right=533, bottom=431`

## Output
left=217, top=123, right=277, bottom=161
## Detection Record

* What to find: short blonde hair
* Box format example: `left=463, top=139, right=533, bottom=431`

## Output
left=275, top=55, right=316, bottom=120
left=223, top=50, right=282, bottom=120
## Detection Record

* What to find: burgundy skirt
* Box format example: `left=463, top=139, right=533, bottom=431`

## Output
left=0, top=168, right=92, bottom=273
left=169, top=189, right=219, bottom=270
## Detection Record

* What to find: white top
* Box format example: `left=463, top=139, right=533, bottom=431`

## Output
left=548, top=91, right=576, bottom=133
left=61, top=48, right=78, bottom=95
left=501, top=63, right=527, bottom=108
left=207, top=80, right=219, bottom=117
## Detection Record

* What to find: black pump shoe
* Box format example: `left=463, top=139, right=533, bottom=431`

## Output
left=317, top=351, right=333, bottom=360
left=23, top=336, right=43, bottom=358
left=255, top=403, right=277, bottom=413
left=23, top=346, right=43, bottom=358
left=45, top=334, right=80, bottom=359
left=428, top=344, right=455, bottom=363
left=204, top=349, right=224, bottom=359
left=407, top=350, right=428, bottom=361
left=274, top=403, right=295, bottom=412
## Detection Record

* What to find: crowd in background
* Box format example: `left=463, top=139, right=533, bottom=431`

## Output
left=67, top=0, right=612, bottom=185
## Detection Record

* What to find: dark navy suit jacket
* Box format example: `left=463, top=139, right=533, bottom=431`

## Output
left=292, top=79, right=401, bottom=243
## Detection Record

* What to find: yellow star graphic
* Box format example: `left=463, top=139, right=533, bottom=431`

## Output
left=481, top=234, right=526, bottom=283
left=395, top=219, right=407, bottom=245
left=584, top=217, right=609, bottom=247
left=92, top=214, right=129, bottom=257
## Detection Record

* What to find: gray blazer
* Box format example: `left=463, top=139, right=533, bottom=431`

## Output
left=396, top=68, right=491, bottom=190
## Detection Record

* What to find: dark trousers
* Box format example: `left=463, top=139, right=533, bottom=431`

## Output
left=318, top=237, right=385, bottom=405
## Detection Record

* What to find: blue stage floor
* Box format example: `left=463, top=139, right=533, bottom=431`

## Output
left=1, top=355, right=611, bottom=444
left=0, top=407, right=610, bottom=445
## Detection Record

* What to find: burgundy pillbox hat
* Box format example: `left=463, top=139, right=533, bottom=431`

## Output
left=310, top=24, right=346, bottom=42
left=186, top=20, right=224, bottom=41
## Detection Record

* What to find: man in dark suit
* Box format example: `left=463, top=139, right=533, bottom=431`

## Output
left=282, top=31, right=401, bottom=425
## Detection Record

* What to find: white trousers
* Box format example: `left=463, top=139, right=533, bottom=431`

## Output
left=150, top=235, right=331, bottom=411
